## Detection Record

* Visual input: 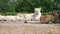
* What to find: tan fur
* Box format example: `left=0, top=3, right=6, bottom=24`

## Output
left=52, top=11, right=59, bottom=23
left=40, top=15, right=54, bottom=24
left=40, top=11, right=59, bottom=24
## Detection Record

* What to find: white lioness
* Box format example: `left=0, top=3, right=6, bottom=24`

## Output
left=24, top=7, right=42, bottom=24
left=17, top=7, right=42, bottom=21
left=27, top=7, right=42, bottom=21
left=34, top=7, right=41, bottom=20
left=0, top=7, right=41, bottom=21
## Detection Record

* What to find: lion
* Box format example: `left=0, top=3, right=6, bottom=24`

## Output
left=40, top=10, right=59, bottom=24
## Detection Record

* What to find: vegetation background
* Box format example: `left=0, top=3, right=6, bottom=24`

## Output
left=0, top=0, right=60, bottom=16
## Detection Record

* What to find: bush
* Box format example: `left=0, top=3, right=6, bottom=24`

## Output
left=0, top=0, right=60, bottom=16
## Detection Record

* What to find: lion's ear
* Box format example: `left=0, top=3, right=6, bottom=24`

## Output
left=39, top=7, right=41, bottom=12
left=52, top=11, right=58, bottom=16
left=53, top=10, right=57, bottom=13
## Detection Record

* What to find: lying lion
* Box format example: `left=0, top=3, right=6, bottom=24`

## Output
left=40, top=11, right=59, bottom=24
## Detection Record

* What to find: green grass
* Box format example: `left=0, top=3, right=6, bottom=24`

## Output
left=0, top=11, right=32, bottom=16
left=0, top=11, right=53, bottom=16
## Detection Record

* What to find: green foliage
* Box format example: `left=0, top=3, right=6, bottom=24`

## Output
left=15, top=0, right=58, bottom=14
left=0, top=0, right=60, bottom=16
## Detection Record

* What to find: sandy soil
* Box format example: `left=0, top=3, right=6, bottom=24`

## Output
left=0, top=24, right=60, bottom=34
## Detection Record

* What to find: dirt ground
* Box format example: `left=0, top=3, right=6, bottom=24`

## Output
left=0, top=24, right=60, bottom=34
